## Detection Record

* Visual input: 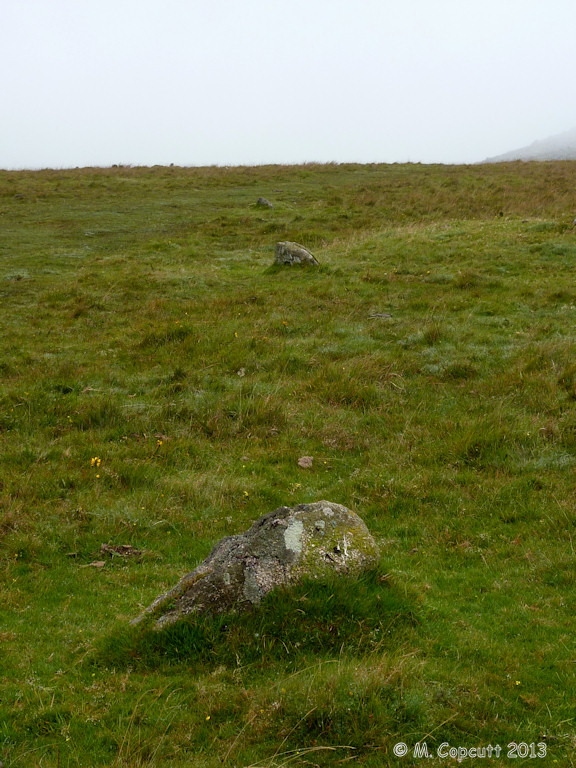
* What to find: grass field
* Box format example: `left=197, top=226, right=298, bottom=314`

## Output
left=1, top=160, right=575, bottom=766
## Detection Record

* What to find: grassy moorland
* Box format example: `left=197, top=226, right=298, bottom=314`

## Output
left=1, top=161, right=576, bottom=767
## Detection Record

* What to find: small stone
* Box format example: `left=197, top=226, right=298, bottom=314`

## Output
left=298, top=456, right=314, bottom=468
left=274, top=241, right=319, bottom=267
left=257, top=197, right=273, bottom=208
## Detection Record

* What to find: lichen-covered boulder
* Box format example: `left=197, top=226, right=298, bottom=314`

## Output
left=274, top=241, right=319, bottom=266
left=133, top=501, right=378, bottom=629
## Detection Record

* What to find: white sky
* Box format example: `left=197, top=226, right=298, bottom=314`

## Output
left=1, top=0, right=576, bottom=169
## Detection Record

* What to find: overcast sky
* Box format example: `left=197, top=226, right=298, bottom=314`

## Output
left=2, top=0, right=575, bottom=169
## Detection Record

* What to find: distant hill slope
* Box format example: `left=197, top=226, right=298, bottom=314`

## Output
left=484, top=126, right=576, bottom=162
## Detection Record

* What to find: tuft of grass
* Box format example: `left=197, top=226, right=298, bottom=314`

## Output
left=94, top=569, right=418, bottom=671
left=454, top=268, right=482, bottom=289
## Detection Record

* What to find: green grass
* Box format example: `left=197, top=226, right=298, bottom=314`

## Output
left=1, top=161, right=576, bottom=766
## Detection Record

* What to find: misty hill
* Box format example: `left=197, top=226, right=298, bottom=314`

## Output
left=484, top=126, right=576, bottom=162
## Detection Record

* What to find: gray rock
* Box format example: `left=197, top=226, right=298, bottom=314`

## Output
left=133, top=501, right=378, bottom=629
left=274, top=241, right=319, bottom=266
left=257, top=197, right=274, bottom=208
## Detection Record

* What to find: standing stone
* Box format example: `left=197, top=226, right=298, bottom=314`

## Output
left=274, top=241, right=319, bottom=266
left=133, top=501, right=379, bottom=629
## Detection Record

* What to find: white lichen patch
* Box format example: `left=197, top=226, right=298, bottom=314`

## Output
left=284, top=518, right=304, bottom=554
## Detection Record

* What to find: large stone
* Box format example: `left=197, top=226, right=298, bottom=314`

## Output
left=133, top=501, right=378, bottom=629
left=274, top=241, right=319, bottom=266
